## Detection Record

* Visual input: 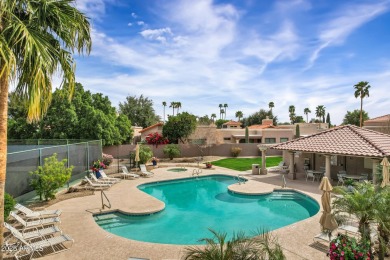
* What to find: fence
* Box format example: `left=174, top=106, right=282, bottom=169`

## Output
left=6, top=140, right=102, bottom=198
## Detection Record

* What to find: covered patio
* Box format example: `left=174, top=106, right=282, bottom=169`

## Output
left=270, top=125, right=390, bottom=183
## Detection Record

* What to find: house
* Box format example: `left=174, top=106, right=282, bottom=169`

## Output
left=364, top=114, right=390, bottom=134
left=139, top=122, right=164, bottom=140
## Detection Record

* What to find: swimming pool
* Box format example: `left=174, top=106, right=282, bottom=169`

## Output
left=94, top=175, right=319, bottom=245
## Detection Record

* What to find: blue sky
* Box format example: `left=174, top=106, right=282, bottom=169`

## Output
left=72, top=0, right=390, bottom=124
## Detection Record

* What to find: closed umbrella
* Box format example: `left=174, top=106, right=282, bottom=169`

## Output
left=319, top=177, right=338, bottom=233
left=381, top=157, right=389, bottom=188
left=135, top=144, right=140, bottom=172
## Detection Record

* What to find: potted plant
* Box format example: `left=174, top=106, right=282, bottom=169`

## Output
left=205, top=162, right=212, bottom=169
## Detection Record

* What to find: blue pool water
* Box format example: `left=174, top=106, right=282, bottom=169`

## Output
left=94, top=175, right=319, bottom=245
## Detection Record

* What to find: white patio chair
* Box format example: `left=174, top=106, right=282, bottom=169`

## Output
left=139, top=164, right=154, bottom=178
left=84, top=177, right=111, bottom=189
left=4, top=222, right=62, bottom=242
left=10, top=212, right=60, bottom=232
left=89, top=173, right=117, bottom=185
left=100, top=170, right=121, bottom=183
left=267, top=161, right=285, bottom=172
left=305, top=170, right=315, bottom=182
left=337, top=174, right=345, bottom=186
left=120, top=166, right=140, bottom=179
left=14, top=203, right=61, bottom=220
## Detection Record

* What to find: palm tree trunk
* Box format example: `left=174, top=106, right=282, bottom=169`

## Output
left=306, top=114, right=308, bottom=123
left=0, top=71, right=10, bottom=259
left=360, top=97, right=363, bottom=127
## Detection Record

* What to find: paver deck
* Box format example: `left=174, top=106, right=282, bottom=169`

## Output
left=41, top=166, right=330, bottom=260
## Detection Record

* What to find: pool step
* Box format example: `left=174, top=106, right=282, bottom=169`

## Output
left=267, top=193, right=305, bottom=200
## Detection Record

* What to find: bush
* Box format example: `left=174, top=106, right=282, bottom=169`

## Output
left=102, top=153, right=114, bottom=166
left=4, top=193, right=16, bottom=220
left=329, top=233, right=370, bottom=260
left=30, top=153, right=73, bottom=201
left=139, top=145, right=153, bottom=164
left=231, top=147, right=242, bottom=157
left=163, top=144, right=181, bottom=160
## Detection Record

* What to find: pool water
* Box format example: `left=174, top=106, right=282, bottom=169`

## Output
left=94, top=175, right=319, bottom=245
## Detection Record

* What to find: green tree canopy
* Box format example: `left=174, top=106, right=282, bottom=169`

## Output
left=243, top=109, right=277, bottom=126
left=342, top=109, right=369, bottom=126
left=163, top=112, right=197, bottom=143
left=215, top=119, right=229, bottom=129
left=119, top=95, right=160, bottom=128
left=354, top=81, right=371, bottom=127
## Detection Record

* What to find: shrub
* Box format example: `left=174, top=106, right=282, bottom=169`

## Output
left=102, top=153, right=114, bottom=166
left=231, top=147, right=242, bottom=157
left=139, top=145, right=153, bottom=164
left=163, top=144, right=181, bottom=160
left=4, top=193, right=16, bottom=220
left=145, top=132, right=169, bottom=147
left=329, top=233, right=370, bottom=260
left=30, top=153, right=73, bottom=201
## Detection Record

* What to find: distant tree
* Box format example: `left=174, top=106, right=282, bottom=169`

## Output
left=170, top=101, right=176, bottom=116
left=162, top=101, right=167, bottom=122
left=243, top=109, right=276, bottom=126
left=235, top=111, right=243, bottom=121
left=220, top=109, right=225, bottom=120
left=304, top=108, right=311, bottom=123
left=119, top=95, right=159, bottom=128
left=215, top=119, right=229, bottom=129
left=269, top=102, right=275, bottom=114
left=223, top=104, right=228, bottom=119
left=342, top=109, right=369, bottom=126
left=326, top=113, right=331, bottom=128
left=198, top=115, right=212, bottom=125
left=162, top=112, right=197, bottom=143
left=218, top=104, right=223, bottom=119
left=294, top=116, right=305, bottom=123
left=315, top=105, right=326, bottom=123
left=288, top=105, right=296, bottom=124
left=210, top=113, right=217, bottom=123
left=296, top=124, right=300, bottom=138
left=354, top=81, right=371, bottom=127
left=176, top=101, right=182, bottom=114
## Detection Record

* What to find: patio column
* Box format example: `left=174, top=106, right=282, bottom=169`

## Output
left=288, top=151, right=296, bottom=180
left=372, top=158, right=380, bottom=184
left=325, top=155, right=331, bottom=179
left=257, top=145, right=268, bottom=175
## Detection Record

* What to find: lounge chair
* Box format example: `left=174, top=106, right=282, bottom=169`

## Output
left=89, top=173, right=117, bottom=185
left=14, top=203, right=61, bottom=220
left=4, top=222, right=62, bottom=242
left=10, top=211, right=61, bottom=232
left=6, top=222, right=73, bottom=260
left=267, top=161, right=285, bottom=172
left=84, top=177, right=111, bottom=189
left=313, top=231, right=335, bottom=243
left=139, top=164, right=154, bottom=178
left=100, top=170, right=121, bottom=183
left=120, top=166, right=140, bottom=179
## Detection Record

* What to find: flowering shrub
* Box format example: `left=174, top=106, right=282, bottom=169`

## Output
left=231, top=147, right=242, bottom=157
left=145, top=132, right=169, bottom=147
left=91, top=159, right=106, bottom=172
left=329, top=233, right=370, bottom=260
left=102, top=153, right=114, bottom=166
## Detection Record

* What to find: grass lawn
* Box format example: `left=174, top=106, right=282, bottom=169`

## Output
left=211, top=156, right=283, bottom=171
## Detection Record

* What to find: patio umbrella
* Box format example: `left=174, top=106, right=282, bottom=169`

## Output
left=381, top=157, right=389, bottom=188
left=319, top=177, right=338, bottom=233
left=135, top=144, right=140, bottom=172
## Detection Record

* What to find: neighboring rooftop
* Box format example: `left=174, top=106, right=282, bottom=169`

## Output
left=364, top=114, right=390, bottom=123
left=139, top=122, right=164, bottom=133
left=272, top=124, right=390, bottom=158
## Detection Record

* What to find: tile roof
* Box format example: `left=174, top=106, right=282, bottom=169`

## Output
left=364, top=114, right=390, bottom=123
left=223, top=120, right=242, bottom=125
left=272, top=124, right=390, bottom=157
left=139, top=122, right=164, bottom=133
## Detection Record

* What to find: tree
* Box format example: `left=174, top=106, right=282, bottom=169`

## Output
left=223, top=104, right=228, bottom=119
left=220, top=109, right=225, bottom=120
left=354, top=81, right=371, bottom=127
left=162, top=101, right=167, bottom=122
left=326, top=113, right=331, bottom=128
left=215, top=119, right=229, bottom=129
left=176, top=101, right=182, bottom=114
left=163, top=144, right=181, bottom=160
left=218, top=104, right=223, bottom=119
left=288, top=105, right=296, bottom=124
left=197, top=115, right=212, bottom=125
left=269, top=102, right=274, bottom=114
left=243, top=109, right=277, bottom=126
left=342, top=109, right=369, bottom=126
left=235, top=111, right=243, bottom=121
left=170, top=101, right=176, bottom=116
left=145, top=132, right=169, bottom=147
left=304, top=108, right=311, bottom=123
left=119, top=95, right=159, bottom=128
left=315, top=105, right=326, bottom=123
left=162, top=112, right=197, bottom=143
left=0, top=0, right=91, bottom=251
left=210, top=113, right=217, bottom=123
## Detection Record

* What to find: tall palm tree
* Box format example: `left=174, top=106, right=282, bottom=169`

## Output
left=211, top=113, right=217, bottom=123
left=0, top=0, right=91, bottom=252
left=288, top=105, right=296, bottom=124
left=162, top=101, right=167, bottom=122
left=235, top=111, right=243, bottom=121
left=304, top=108, right=311, bottom=123
left=315, top=105, right=326, bottom=123
left=223, top=104, right=228, bottom=119
left=354, top=81, right=371, bottom=127
left=268, top=102, right=274, bottom=114
left=218, top=104, right=223, bottom=119
left=220, top=109, right=225, bottom=120
left=170, top=101, right=176, bottom=116
left=176, top=101, right=182, bottom=114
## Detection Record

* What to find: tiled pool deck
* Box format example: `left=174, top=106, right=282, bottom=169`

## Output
left=42, top=166, right=330, bottom=260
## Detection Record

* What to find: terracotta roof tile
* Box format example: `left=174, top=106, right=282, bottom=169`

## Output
left=364, top=114, right=390, bottom=123
left=272, top=125, right=390, bottom=157
left=139, top=122, right=164, bottom=133
left=223, top=120, right=242, bottom=125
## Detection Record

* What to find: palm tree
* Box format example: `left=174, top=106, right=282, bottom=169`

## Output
left=0, top=0, right=91, bottom=252
left=354, top=81, right=371, bottom=127
left=268, top=102, right=274, bottom=114
left=211, top=113, right=217, bottom=123
left=162, top=101, right=167, bottom=122
left=170, top=102, right=176, bottom=116
left=235, top=111, right=243, bottom=121
left=315, top=105, right=326, bottom=123
left=374, top=187, right=390, bottom=260
left=223, top=104, right=228, bottom=119
left=304, top=108, right=311, bottom=123
left=218, top=104, right=223, bottom=119
left=183, top=229, right=285, bottom=260
left=220, top=109, right=225, bottom=120
left=288, top=105, right=296, bottom=124
left=176, top=101, right=182, bottom=114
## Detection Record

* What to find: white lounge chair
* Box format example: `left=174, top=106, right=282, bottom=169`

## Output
left=14, top=203, right=61, bottom=220
left=89, top=173, right=117, bottom=185
left=84, top=177, right=111, bottom=189
left=10, top=211, right=61, bottom=232
left=140, top=164, right=154, bottom=178
left=4, top=222, right=62, bottom=242
left=120, top=166, right=140, bottom=179
left=267, top=161, right=285, bottom=172
left=6, top=222, right=73, bottom=260
left=100, top=170, right=121, bottom=183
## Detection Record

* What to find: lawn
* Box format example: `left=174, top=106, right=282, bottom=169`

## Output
left=211, top=156, right=283, bottom=171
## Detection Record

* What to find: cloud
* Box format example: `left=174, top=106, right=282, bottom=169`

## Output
left=131, top=12, right=137, bottom=18
left=127, top=22, right=132, bottom=27
left=75, top=0, right=106, bottom=20
left=140, top=28, right=173, bottom=43
left=137, top=21, right=145, bottom=26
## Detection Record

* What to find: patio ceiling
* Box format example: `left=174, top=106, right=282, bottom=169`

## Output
left=271, top=124, right=390, bottom=158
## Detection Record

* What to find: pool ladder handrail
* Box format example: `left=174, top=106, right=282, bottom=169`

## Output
left=236, top=174, right=245, bottom=185
left=192, top=168, right=202, bottom=177
left=101, top=190, right=112, bottom=210
left=282, top=175, right=287, bottom=188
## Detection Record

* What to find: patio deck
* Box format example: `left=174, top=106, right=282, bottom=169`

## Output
left=40, top=166, right=330, bottom=260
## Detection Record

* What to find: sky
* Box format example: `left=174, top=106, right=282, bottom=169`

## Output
left=72, top=0, right=390, bottom=125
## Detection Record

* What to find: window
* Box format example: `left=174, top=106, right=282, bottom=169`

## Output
left=280, top=138, right=289, bottom=142
left=223, top=137, right=231, bottom=141
left=264, top=138, right=276, bottom=143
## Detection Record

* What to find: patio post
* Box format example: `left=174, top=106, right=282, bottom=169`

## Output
left=372, top=158, right=380, bottom=184
left=325, top=155, right=331, bottom=179
left=288, top=151, right=295, bottom=180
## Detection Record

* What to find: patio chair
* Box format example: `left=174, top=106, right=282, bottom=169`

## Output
left=100, top=170, right=121, bottom=183
left=313, top=231, right=336, bottom=243
left=268, top=161, right=285, bottom=172
left=337, top=174, right=345, bottom=186
left=14, top=203, right=61, bottom=220
left=120, top=166, right=140, bottom=180
left=305, top=169, right=315, bottom=182
left=84, top=177, right=111, bottom=189
left=140, top=164, right=154, bottom=178
left=6, top=222, right=73, bottom=260
left=4, top=222, right=62, bottom=242
left=89, top=173, right=117, bottom=185
left=359, top=173, right=369, bottom=182
left=10, top=211, right=60, bottom=232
